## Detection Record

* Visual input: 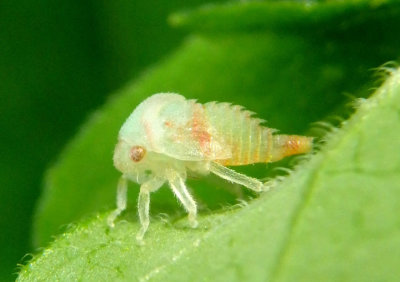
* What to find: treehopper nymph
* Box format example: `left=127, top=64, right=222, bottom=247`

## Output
left=108, top=93, right=312, bottom=243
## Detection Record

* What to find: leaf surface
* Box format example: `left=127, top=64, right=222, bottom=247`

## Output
left=20, top=68, right=400, bottom=281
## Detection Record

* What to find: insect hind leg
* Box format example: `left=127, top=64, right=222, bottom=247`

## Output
left=209, top=162, right=266, bottom=192
left=166, top=169, right=198, bottom=228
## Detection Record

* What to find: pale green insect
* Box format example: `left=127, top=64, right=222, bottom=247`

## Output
left=108, top=93, right=312, bottom=243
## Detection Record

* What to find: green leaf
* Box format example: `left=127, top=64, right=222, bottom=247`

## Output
left=170, top=0, right=400, bottom=33
left=32, top=0, right=400, bottom=246
left=22, top=0, right=400, bottom=280
left=19, top=67, right=400, bottom=281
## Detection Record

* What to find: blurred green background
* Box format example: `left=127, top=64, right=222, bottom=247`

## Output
left=3, top=0, right=400, bottom=280
left=0, top=0, right=224, bottom=280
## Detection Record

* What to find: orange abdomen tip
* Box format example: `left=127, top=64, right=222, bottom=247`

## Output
left=270, top=134, right=313, bottom=162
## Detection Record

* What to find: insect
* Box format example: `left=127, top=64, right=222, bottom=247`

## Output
left=108, top=93, right=313, bottom=243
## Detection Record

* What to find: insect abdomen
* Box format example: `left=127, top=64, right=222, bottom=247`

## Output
left=204, top=102, right=312, bottom=166
left=204, top=102, right=273, bottom=166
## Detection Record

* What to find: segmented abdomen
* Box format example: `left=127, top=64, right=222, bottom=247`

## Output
left=204, top=102, right=274, bottom=166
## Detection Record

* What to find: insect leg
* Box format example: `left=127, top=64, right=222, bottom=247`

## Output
left=136, top=177, right=165, bottom=243
left=107, top=176, right=128, bottom=228
left=209, top=162, right=265, bottom=192
left=166, top=169, right=198, bottom=228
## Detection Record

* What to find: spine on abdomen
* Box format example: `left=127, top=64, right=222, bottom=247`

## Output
left=204, top=102, right=274, bottom=166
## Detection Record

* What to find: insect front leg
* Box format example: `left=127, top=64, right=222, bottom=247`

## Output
left=209, top=162, right=267, bottom=192
left=136, top=177, right=165, bottom=243
left=166, top=169, right=198, bottom=229
left=107, top=176, right=128, bottom=228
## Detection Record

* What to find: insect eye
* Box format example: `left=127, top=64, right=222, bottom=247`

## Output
left=130, top=146, right=146, bottom=162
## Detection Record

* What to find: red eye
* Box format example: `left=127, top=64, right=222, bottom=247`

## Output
left=130, top=146, right=146, bottom=162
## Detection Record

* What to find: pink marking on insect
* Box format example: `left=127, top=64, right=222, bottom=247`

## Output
left=191, top=104, right=212, bottom=157
left=164, top=121, right=173, bottom=128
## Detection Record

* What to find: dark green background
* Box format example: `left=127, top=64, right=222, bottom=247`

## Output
left=0, top=0, right=223, bottom=280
